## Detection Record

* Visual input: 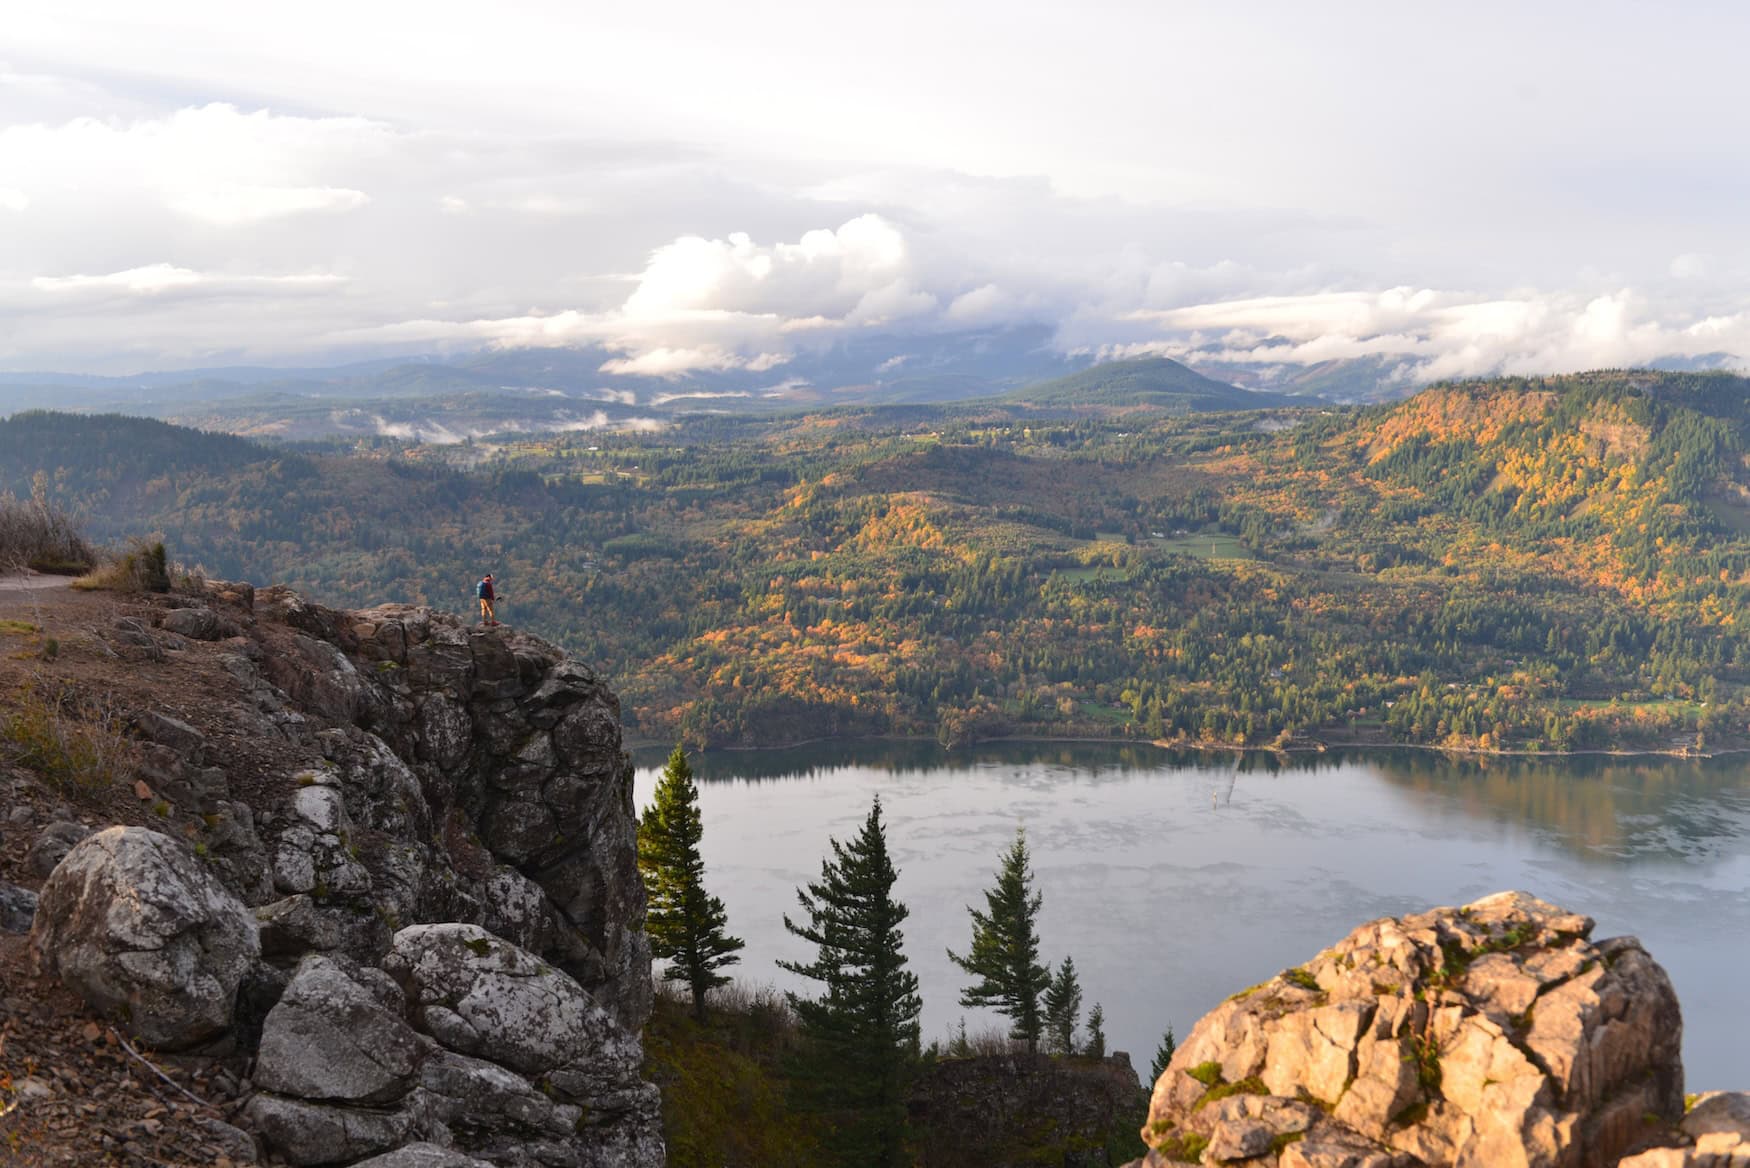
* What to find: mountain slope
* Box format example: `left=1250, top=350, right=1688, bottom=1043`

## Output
left=8, top=369, right=1750, bottom=755
left=1003, top=357, right=1302, bottom=410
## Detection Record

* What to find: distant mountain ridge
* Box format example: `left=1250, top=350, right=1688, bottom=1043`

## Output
left=1004, top=356, right=1304, bottom=410
left=0, top=334, right=1301, bottom=441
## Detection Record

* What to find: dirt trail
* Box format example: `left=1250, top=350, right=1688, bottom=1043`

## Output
left=0, top=573, right=74, bottom=594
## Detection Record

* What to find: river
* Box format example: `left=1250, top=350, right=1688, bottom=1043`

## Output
left=632, top=741, right=1750, bottom=1090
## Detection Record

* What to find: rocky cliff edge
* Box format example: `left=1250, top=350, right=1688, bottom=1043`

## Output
left=0, top=580, right=662, bottom=1167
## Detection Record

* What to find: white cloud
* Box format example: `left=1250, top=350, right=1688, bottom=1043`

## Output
left=2, top=104, right=389, bottom=228
left=623, top=215, right=919, bottom=321
left=650, top=389, right=752, bottom=405
left=3, top=22, right=1750, bottom=381
left=169, top=184, right=369, bottom=226
left=602, top=348, right=757, bottom=377
left=26, top=264, right=346, bottom=298
left=1129, top=286, right=1750, bottom=385
left=945, top=283, right=1013, bottom=324
left=33, top=263, right=204, bottom=293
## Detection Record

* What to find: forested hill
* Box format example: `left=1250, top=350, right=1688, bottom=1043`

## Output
left=0, top=410, right=292, bottom=486
left=5, top=368, right=1750, bottom=755
left=1002, top=356, right=1301, bottom=410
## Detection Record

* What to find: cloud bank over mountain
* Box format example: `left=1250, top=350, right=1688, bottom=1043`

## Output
left=4, top=2, right=1748, bottom=385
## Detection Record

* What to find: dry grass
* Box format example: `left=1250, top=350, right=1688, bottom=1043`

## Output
left=0, top=679, right=139, bottom=793
left=0, top=496, right=97, bottom=576
left=933, top=1018, right=1030, bottom=1059
left=71, top=540, right=170, bottom=594
left=653, top=978, right=806, bottom=1055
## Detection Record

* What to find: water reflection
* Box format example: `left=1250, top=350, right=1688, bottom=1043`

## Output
left=632, top=741, right=1750, bottom=1091
left=1366, top=751, right=1750, bottom=863
left=641, top=741, right=1750, bottom=864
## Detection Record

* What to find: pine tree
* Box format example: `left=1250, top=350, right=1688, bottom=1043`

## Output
left=948, top=827, right=1050, bottom=1053
left=637, top=745, right=743, bottom=1021
left=1085, top=1003, right=1107, bottom=1059
left=1042, top=956, right=1083, bottom=1056
left=1149, top=1023, right=1178, bottom=1081
left=780, top=796, right=922, bottom=1168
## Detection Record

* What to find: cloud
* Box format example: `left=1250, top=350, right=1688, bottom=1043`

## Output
left=623, top=215, right=920, bottom=320
left=2, top=50, right=1748, bottom=382
left=1122, top=286, right=1750, bottom=385
left=2, top=104, right=389, bottom=228
left=650, top=389, right=752, bottom=406
left=320, top=215, right=963, bottom=375
left=169, top=184, right=370, bottom=226
left=33, top=263, right=203, bottom=293
left=24, top=264, right=346, bottom=300
left=602, top=348, right=776, bottom=378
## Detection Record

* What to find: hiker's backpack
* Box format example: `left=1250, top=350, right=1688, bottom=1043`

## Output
left=477, top=578, right=489, bottom=599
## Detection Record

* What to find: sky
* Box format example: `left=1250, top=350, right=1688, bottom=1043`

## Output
left=4, top=1, right=1749, bottom=381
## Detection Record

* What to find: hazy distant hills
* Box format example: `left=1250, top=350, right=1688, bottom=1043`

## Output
left=0, top=327, right=1316, bottom=441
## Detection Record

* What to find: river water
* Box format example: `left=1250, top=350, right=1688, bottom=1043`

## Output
left=632, top=741, right=1750, bottom=1089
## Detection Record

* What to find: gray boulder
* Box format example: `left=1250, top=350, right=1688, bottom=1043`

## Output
left=255, top=955, right=426, bottom=1104
left=26, top=819, right=91, bottom=877
left=162, top=606, right=241, bottom=641
left=351, top=1145, right=495, bottom=1168
left=384, top=923, right=634, bottom=1077
left=244, top=1094, right=414, bottom=1166
left=0, top=881, right=37, bottom=933
left=30, top=826, right=260, bottom=1049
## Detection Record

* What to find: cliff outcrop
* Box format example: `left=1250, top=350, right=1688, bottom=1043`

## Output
left=1128, top=891, right=1732, bottom=1168
left=2, top=580, right=662, bottom=1166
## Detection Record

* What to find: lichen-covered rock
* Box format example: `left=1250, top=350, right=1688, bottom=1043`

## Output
left=244, top=923, right=663, bottom=1168
left=1138, top=891, right=1683, bottom=1168
left=17, top=583, right=661, bottom=1166
left=244, top=1094, right=416, bottom=1166
left=385, top=923, right=635, bottom=1078
left=254, top=955, right=426, bottom=1104
left=29, top=826, right=260, bottom=1049
left=242, top=593, right=651, bottom=1033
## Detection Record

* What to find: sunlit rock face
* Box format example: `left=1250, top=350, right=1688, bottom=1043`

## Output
left=1131, top=891, right=1683, bottom=1168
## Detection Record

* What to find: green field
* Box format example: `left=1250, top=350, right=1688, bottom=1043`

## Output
left=1152, top=533, right=1255, bottom=560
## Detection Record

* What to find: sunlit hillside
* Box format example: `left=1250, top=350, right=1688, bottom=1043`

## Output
left=3, top=368, right=1749, bottom=754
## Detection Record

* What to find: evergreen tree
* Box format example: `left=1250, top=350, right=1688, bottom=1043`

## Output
left=637, top=745, right=743, bottom=1020
left=779, top=796, right=922, bottom=1168
left=1149, top=1023, right=1178, bottom=1081
left=948, top=827, right=1050, bottom=1053
left=1042, top=956, right=1083, bottom=1056
left=1085, top=1003, right=1107, bottom=1059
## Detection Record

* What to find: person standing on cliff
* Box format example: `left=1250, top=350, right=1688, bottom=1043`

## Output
left=477, top=573, right=497, bottom=626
